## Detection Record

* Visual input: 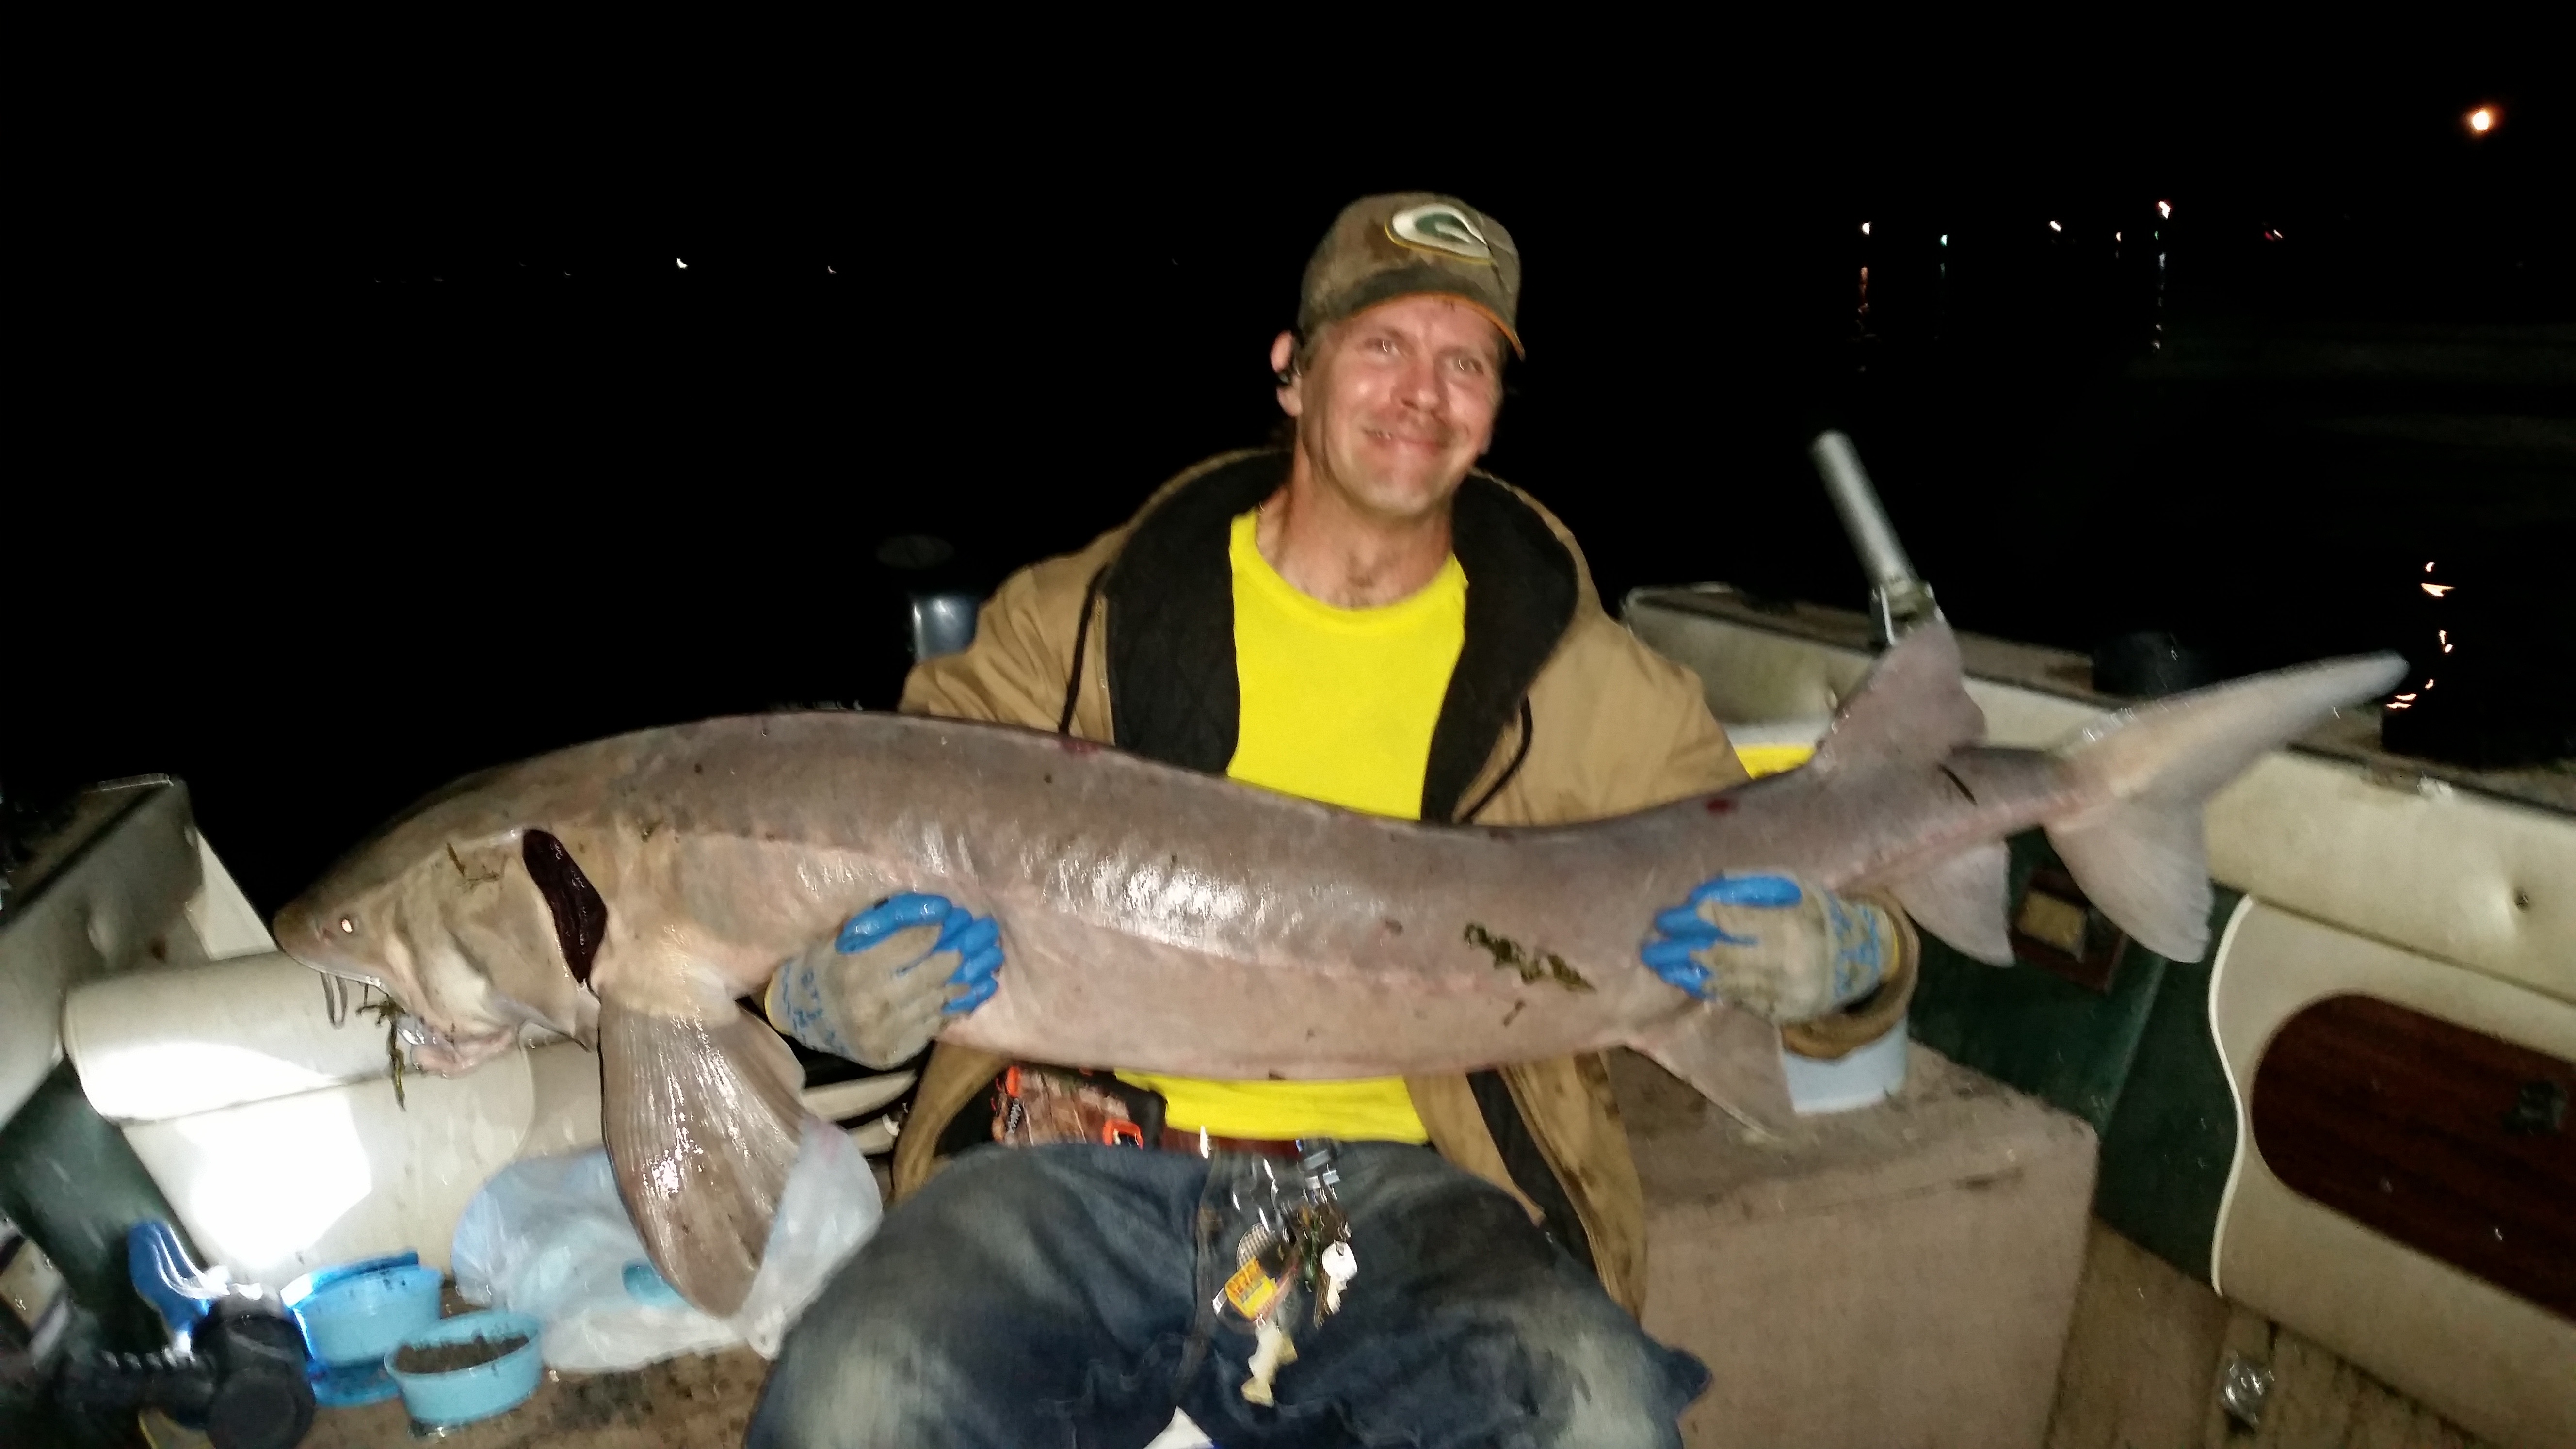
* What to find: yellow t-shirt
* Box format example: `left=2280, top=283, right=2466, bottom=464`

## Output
left=1119, top=510, right=1466, bottom=1142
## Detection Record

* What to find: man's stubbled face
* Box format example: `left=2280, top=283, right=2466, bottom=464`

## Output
left=1290, top=294, right=1506, bottom=524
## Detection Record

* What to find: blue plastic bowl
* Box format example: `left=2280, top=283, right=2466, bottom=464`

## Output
left=385, top=1310, right=544, bottom=1428
left=290, top=1264, right=444, bottom=1368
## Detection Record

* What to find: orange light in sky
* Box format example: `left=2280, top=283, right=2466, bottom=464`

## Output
left=2468, top=107, right=2495, bottom=133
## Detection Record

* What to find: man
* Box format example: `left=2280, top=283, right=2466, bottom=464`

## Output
left=748, top=194, right=1908, bottom=1448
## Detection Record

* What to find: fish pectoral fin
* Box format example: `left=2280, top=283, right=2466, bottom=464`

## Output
left=1629, top=1005, right=1800, bottom=1136
left=1883, top=839, right=2013, bottom=965
left=599, top=994, right=808, bottom=1317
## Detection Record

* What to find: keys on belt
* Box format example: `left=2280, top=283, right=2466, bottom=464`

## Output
left=1220, top=1141, right=1359, bottom=1405
left=982, top=1064, right=1359, bottom=1404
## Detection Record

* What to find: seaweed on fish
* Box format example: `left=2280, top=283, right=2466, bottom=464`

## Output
left=359, top=993, right=408, bottom=1109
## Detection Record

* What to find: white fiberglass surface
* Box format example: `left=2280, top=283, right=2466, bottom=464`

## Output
left=89, top=1039, right=352, bottom=1116
left=162, top=1088, right=374, bottom=1280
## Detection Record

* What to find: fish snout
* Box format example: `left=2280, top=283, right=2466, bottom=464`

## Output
left=271, top=899, right=323, bottom=960
left=271, top=896, right=371, bottom=978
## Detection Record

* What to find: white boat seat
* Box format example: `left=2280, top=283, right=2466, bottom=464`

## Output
left=64, top=953, right=603, bottom=1288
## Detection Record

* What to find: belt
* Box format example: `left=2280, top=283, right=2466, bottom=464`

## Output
left=1159, top=1126, right=1306, bottom=1159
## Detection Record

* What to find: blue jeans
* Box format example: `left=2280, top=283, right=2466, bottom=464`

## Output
left=747, top=1142, right=1707, bottom=1448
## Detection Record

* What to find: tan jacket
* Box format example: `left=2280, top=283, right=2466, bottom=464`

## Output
left=886, top=450, right=1745, bottom=1315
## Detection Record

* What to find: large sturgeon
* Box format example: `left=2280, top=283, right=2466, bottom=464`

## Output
left=272, top=623, right=2400, bottom=1314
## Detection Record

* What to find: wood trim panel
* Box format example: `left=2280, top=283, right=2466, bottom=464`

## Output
left=2211, top=902, right=2573, bottom=1449
left=2251, top=993, right=2575, bottom=1320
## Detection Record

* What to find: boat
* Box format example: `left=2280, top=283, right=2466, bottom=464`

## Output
left=4, top=434, right=2568, bottom=1449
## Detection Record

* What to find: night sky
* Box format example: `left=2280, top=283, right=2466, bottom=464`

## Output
left=10, top=67, right=2571, bottom=915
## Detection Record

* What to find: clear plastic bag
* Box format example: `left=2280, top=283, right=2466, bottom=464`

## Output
left=733, top=1115, right=886, bottom=1354
left=451, top=1116, right=882, bottom=1369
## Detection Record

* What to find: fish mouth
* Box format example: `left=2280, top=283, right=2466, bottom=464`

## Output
left=272, top=935, right=382, bottom=993
left=400, top=1016, right=521, bottom=1074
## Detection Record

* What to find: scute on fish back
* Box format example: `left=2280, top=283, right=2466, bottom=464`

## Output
left=271, top=621, right=2403, bottom=1314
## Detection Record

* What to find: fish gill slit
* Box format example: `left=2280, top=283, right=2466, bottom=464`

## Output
left=522, top=829, right=610, bottom=987
left=1937, top=764, right=1978, bottom=803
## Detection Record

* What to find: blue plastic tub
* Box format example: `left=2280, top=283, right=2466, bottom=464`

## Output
left=279, top=1252, right=419, bottom=1315
left=290, top=1264, right=444, bottom=1368
left=386, top=1310, right=544, bottom=1428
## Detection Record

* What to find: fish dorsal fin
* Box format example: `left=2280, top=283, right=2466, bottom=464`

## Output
left=1810, top=620, right=1987, bottom=773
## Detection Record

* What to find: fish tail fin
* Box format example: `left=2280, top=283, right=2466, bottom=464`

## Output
left=599, top=993, right=808, bottom=1316
left=2045, top=652, right=2405, bottom=962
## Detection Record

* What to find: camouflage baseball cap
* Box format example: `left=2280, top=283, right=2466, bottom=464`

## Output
left=1297, top=193, right=1524, bottom=356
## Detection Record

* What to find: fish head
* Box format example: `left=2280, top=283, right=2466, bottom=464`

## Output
left=274, top=776, right=601, bottom=1068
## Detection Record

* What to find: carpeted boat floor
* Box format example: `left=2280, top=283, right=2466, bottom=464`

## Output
left=294, top=1346, right=770, bottom=1449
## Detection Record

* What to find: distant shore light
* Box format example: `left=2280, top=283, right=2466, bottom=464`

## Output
left=676, top=258, right=689, bottom=269
left=2468, top=107, right=2495, bottom=133
left=2157, top=200, right=2173, bottom=219
left=1860, top=221, right=1871, bottom=236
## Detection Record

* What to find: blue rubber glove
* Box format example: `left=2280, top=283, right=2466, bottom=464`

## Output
left=1641, top=872, right=1894, bottom=1023
left=765, top=892, right=1003, bottom=1067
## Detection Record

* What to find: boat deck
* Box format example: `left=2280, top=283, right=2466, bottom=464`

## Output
left=258, top=1234, right=2489, bottom=1449
left=297, top=1347, right=770, bottom=1448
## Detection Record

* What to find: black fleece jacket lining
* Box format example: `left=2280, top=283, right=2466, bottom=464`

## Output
left=1064, top=451, right=1594, bottom=1272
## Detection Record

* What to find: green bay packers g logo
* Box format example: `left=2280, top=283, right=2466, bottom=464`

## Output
left=1387, top=203, right=1495, bottom=264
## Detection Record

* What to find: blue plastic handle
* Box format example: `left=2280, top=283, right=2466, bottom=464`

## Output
left=126, top=1221, right=227, bottom=1338
left=622, top=1259, right=686, bottom=1306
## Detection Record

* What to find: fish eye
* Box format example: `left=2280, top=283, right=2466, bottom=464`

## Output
left=338, top=917, right=356, bottom=934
